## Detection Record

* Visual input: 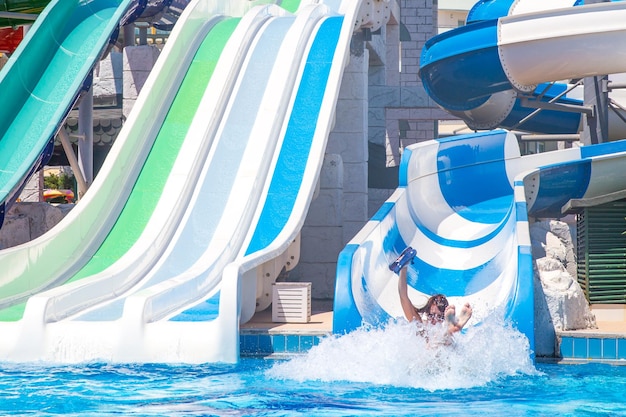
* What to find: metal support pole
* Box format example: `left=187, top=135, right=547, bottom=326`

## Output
left=607, top=82, right=626, bottom=90
left=139, top=26, right=148, bottom=45
left=520, top=134, right=580, bottom=141
left=78, top=86, right=94, bottom=198
left=57, top=129, right=88, bottom=197
left=123, top=24, right=135, bottom=47
left=581, top=75, right=609, bottom=145
left=581, top=0, right=610, bottom=145
left=0, top=12, right=38, bottom=20
left=511, top=80, right=584, bottom=130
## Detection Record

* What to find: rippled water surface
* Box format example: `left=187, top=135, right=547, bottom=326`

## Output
left=1, top=320, right=625, bottom=416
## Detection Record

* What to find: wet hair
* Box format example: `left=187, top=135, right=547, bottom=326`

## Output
left=416, top=294, right=448, bottom=321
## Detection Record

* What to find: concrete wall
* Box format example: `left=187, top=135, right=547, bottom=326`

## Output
left=368, top=0, right=454, bottom=194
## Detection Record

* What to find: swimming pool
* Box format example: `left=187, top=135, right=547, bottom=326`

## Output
left=1, top=359, right=625, bottom=416
left=1, top=321, right=625, bottom=416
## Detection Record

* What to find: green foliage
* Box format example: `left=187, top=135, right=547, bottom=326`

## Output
left=44, top=172, right=75, bottom=190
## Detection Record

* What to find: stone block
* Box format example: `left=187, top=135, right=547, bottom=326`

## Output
left=343, top=192, right=368, bottom=223
left=0, top=215, right=30, bottom=249
left=290, top=261, right=337, bottom=300
left=369, top=85, right=400, bottom=108
left=368, top=106, right=386, bottom=128
left=338, top=70, right=367, bottom=100
left=343, top=220, right=367, bottom=245
left=333, top=98, right=367, bottom=133
left=400, top=86, right=431, bottom=107
left=319, top=154, right=343, bottom=189
left=122, top=45, right=160, bottom=72
left=123, top=70, right=151, bottom=100
left=327, top=131, right=367, bottom=163
left=19, top=172, right=43, bottom=202
left=306, top=189, right=343, bottom=227
left=94, top=51, right=122, bottom=99
left=368, top=125, right=387, bottom=147
left=368, top=188, right=394, bottom=217
left=123, top=98, right=137, bottom=119
left=366, top=36, right=386, bottom=66
left=368, top=65, right=386, bottom=86
left=342, top=162, right=368, bottom=194
left=299, top=225, right=344, bottom=263
left=0, top=203, right=71, bottom=249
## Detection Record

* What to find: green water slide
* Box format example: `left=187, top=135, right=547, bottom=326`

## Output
left=0, top=0, right=285, bottom=321
left=0, top=0, right=141, bottom=226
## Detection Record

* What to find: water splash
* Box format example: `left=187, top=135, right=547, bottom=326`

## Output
left=267, top=316, right=538, bottom=391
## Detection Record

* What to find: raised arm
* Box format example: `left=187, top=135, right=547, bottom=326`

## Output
left=398, top=267, right=421, bottom=323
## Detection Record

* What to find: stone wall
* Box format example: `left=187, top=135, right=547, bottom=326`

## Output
left=93, top=51, right=123, bottom=106
left=122, top=45, right=161, bottom=118
left=0, top=203, right=73, bottom=250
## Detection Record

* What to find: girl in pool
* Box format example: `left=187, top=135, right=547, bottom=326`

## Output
left=392, top=247, right=472, bottom=336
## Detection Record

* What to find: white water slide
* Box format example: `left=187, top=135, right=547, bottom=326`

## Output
left=332, top=0, right=626, bottom=358
left=0, top=0, right=363, bottom=363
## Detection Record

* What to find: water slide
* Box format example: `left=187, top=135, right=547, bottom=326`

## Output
left=0, top=0, right=155, bottom=228
left=332, top=0, right=626, bottom=357
left=0, top=1, right=193, bottom=47
left=0, top=0, right=364, bottom=363
left=420, top=0, right=626, bottom=139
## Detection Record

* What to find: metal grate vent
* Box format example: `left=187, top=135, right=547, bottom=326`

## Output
left=577, top=200, right=626, bottom=304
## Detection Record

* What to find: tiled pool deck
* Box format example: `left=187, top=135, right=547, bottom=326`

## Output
left=556, top=305, right=626, bottom=364
left=241, top=302, right=626, bottom=364
left=240, top=306, right=333, bottom=357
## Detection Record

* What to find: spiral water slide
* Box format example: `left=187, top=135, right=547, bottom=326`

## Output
left=421, top=0, right=626, bottom=139
left=332, top=0, right=626, bottom=357
left=0, top=0, right=362, bottom=364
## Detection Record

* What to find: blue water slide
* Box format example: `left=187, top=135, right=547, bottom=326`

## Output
left=333, top=131, right=535, bottom=345
left=333, top=0, right=626, bottom=361
left=420, top=0, right=595, bottom=134
left=333, top=126, right=626, bottom=357
left=466, top=0, right=515, bottom=23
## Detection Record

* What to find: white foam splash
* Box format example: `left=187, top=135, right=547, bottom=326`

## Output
left=267, top=316, right=538, bottom=391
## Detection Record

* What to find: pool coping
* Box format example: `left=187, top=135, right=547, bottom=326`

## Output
left=240, top=308, right=332, bottom=357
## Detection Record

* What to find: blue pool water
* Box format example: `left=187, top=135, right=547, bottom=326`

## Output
left=1, top=320, right=625, bottom=416
left=2, top=360, right=625, bottom=416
